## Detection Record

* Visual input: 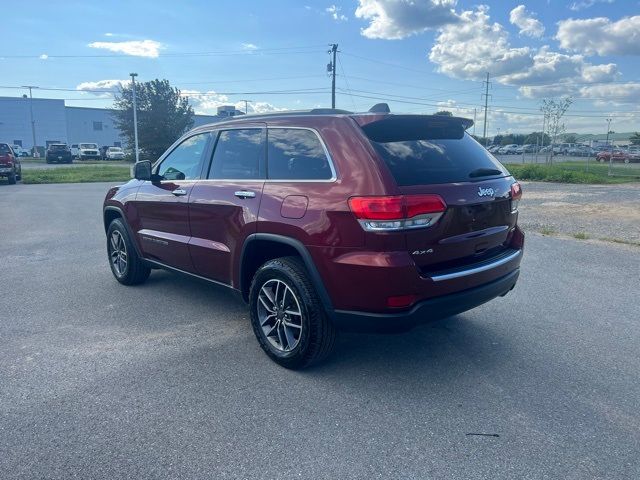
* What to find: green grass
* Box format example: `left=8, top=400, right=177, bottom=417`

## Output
left=506, top=162, right=640, bottom=184
left=573, top=232, right=590, bottom=240
left=22, top=166, right=132, bottom=184
left=539, top=226, right=557, bottom=236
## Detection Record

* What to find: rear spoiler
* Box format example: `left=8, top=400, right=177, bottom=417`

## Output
left=359, top=115, right=474, bottom=143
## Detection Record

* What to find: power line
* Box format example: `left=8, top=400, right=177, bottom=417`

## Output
left=0, top=45, right=328, bottom=59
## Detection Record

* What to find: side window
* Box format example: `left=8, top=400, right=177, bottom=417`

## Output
left=157, top=133, right=210, bottom=181
left=267, top=128, right=332, bottom=180
left=208, top=129, right=264, bottom=179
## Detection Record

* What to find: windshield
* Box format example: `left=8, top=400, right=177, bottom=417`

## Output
left=362, top=117, right=509, bottom=186
left=108, top=147, right=123, bottom=152
left=80, top=143, right=97, bottom=149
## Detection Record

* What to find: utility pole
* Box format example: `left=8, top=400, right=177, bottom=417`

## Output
left=329, top=43, right=338, bottom=109
left=605, top=117, right=612, bottom=147
left=606, top=117, right=613, bottom=176
left=130, top=73, right=140, bottom=163
left=481, top=72, right=491, bottom=146
left=22, top=85, right=38, bottom=156
left=473, top=108, right=477, bottom=136
left=239, top=99, right=252, bottom=114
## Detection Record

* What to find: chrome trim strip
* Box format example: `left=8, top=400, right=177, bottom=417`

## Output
left=144, top=258, right=236, bottom=291
left=430, top=250, right=522, bottom=282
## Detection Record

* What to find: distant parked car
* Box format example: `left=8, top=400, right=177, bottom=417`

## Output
left=627, top=146, right=640, bottom=162
left=11, top=145, right=28, bottom=157
left=104, top=146, right=125, bottom=160
left=515, top=144, right=536, bottom=154
left=596, top=150, right=632, bottom=163
left=0, top=143, right=22, bottom=184
left=487, top=145, right=501, bottom=153
left=77, top=143, right=100, bottom=160
left=70, top=144, right=79, bottom=159
left=567, top=145, right=591, bottom=157
left=498, top=144, right=519, bottom=155
left=45, top=144, right=73, bottom=164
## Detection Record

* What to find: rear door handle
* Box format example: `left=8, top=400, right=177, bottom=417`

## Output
left=172, top=188, right=188, bottom=196
left=234, top=190, right=256, bottom=199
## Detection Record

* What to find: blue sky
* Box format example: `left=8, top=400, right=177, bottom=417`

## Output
left=2, top=0, right=639, bottom=134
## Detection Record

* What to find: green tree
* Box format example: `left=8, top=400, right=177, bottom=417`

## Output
left=113, top=79, right=194, bottom=160
left=630, top=132, right=640, bottom=145
left=564, top=134, right=578, bottom=143
left=524, top=132, right=551, bottom=145
left=434, top=110, right=453, bottom=116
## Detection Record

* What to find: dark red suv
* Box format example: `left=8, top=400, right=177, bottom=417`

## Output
left=103, top=107, right=524, bottom=368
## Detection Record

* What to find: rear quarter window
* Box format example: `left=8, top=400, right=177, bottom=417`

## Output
left=267, top=128, right=333, bottom=180
left=362, top=116, right=509, bottom=186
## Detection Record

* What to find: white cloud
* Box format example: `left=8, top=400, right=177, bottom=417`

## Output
left=355, top=0, right=458, bottom=39
left=569, top=0, right=614, bottom=11
left=326, top=5, right=348, bottom=21
left=88, top=39, right=163, bottom=58
left=76, top=79, right=128, bottom=98
left=579, top=82, right=640, bottom=106
left=104, top=32, right=114, bottom=37
left=428, top=6, right=623, bottom=100
left=180, top=90, right=285, bottom=115
left=556, top=16, right=640, bottom=56
left=509, top=5, right=544, bottom=38
left=242, top=43, right=258, bottom=51
left=429, top=6, right=532, bottom=80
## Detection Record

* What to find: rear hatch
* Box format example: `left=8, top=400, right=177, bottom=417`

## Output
left=359, top=115, right=520, bottom=275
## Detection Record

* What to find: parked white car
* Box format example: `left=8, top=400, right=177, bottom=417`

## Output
left=77, top=143, right=100, bottom=160
left=105, top=146, right=125, bottom=160
left=11, top=145, right=28, bottom=157
left=498, top=144, right=519, bottom=154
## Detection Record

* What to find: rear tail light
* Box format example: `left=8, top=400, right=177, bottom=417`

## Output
left=510, top=182, right=522, bottom=213
left=348, top=194, right=446, bottom=232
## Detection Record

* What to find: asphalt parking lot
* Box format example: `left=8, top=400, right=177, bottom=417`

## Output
left=1, top=182, right=639, bottom=479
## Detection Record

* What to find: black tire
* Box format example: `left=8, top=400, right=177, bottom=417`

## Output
left=106, top=218, right=150, bottom=285
left=249, top=256, right=336, bottom=369
left=7, top=171, right=16, bottom=185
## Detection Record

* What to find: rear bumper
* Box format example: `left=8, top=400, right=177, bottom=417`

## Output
left=332, top=268, right=520, bottom=333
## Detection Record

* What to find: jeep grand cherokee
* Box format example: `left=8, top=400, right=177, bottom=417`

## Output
left=103, top=106, right=524, bottom=369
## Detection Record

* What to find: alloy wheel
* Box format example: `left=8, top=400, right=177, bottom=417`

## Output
left=109, top=230, right=128, bottom=277
left=257, top=279, right=303, bottom=352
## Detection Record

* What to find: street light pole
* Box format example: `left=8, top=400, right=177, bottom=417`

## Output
left=22, top=85, right=38, bottom=156
left=130, top=73, right=140, bottom=163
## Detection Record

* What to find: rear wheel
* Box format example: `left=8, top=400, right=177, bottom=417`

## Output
left=107, top=218, right=150, bottom=285
left=249, top=257, right=336, bottom=369
left=7, top=170, right=16, bottom=185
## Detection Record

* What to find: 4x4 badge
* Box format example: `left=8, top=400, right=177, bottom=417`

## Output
left=478, top=186, right=495, bottom=197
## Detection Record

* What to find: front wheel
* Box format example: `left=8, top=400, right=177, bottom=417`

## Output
left=106, top=218, right=150, bottom=285
left=249, top=257, right=336, bottom=369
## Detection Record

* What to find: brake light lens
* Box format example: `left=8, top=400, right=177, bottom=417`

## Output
left=348, top=194, right=446, bottom=232
left=510, top=182, right=522, bottom=213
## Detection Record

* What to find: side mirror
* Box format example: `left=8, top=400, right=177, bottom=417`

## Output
left=133, top=160, right=152, bottom=181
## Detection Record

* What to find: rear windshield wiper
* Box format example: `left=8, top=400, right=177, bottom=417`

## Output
left=469, top=167, right=503, bottom=178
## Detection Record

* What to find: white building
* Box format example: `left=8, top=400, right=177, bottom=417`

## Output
left=0, top=96, right=243, bottom=150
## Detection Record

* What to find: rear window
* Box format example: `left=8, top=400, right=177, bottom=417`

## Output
left=0, top=144, right=10, bottom=154
left=50, top=144, right=68, bottom=151
left=362, top=116, right=509, bottom=186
